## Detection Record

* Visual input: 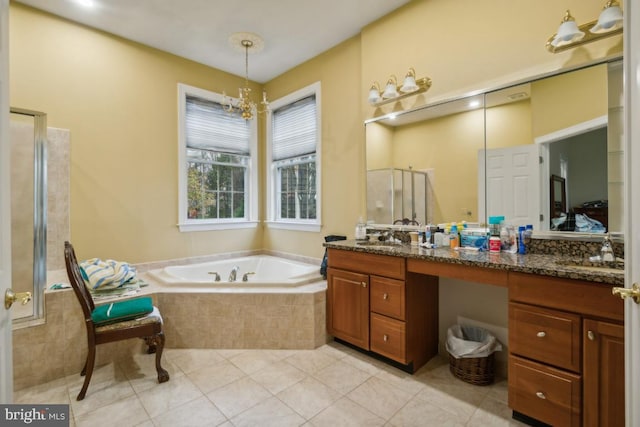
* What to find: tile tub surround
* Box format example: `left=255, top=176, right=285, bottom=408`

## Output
left=13, top=257, right=326, bottom=391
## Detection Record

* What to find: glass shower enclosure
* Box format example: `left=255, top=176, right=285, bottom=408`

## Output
left=366, top=168, right=428, bottom=225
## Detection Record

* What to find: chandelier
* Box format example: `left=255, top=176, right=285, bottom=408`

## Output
left=223, top=32, right=269, bottom=120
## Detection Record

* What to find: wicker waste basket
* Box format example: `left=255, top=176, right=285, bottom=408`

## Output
left=445, top=324, right=502, bottom=386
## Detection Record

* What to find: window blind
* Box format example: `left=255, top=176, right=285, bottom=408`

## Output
left=272, top=95, right=317, bottom=161
left=186, top=95, right=250, bottom=155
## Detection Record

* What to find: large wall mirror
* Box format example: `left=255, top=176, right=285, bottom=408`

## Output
left=365, top=58, right=623, bottom=236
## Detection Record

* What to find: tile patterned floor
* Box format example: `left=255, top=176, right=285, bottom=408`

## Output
left=14, top=341, right=528, bottom=427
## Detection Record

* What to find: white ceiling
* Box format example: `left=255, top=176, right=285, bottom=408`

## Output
left=15, top=0, right=411, bottom=83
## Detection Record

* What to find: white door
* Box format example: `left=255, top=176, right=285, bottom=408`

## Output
left=624, top=0, right=640, bottom=424
left=478, top=144, right=540, bottom=228
left=0, top=0, right=12, bottom=403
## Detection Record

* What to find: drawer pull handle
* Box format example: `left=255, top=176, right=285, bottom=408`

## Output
left=383, top=334, right=389, bottom=342
left=536, top=391, right=546, bottom=400
left=536, top=331, right=546, bottom=338
left=361, top=282, right=367, bottom=288
left=383, top=293, right=389, bottom=300
left=587, top=330, right=596, bottom=341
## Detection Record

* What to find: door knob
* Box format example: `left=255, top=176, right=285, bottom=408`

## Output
left=612, top=283, right=640, bottom=304
left=4, top=289, right=33, bottom=309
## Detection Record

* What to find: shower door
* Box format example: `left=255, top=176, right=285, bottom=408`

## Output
left=8, top=109, right=47, bottom=322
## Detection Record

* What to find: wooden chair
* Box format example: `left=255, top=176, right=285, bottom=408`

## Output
left=64, top=241, right=169, bottom=400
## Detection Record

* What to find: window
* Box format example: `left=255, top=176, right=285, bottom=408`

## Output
left=267, top=82, right=321, bottom=231
left=178, top=84, right=258, bottom=231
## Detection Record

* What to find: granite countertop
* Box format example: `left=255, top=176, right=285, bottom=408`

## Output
left=324, top=240, right=624, bottom=286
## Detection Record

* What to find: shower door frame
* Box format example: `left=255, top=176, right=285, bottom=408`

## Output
left=10, top=108, right=47, bottom=322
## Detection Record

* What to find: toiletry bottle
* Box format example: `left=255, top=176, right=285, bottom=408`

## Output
left=518, top=226, right=526, bottom=254
left=355, top=217, right=366, bottom=240
left=449, top=224, right=459, bottom=248
left=523, top=224, right=533, bottom=252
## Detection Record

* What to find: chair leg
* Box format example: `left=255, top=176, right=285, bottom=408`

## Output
left=144, top=336, right=157, bottom=354
left=154, top=332, right=170, bottom=383
left=80, top=357, right=88, bottom=376
left=77, top=345, right=96, bottom=401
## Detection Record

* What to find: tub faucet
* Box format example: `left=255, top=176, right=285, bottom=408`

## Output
left=228, top=266, right=240, bottom=282
left=601, top=234, right=615, bottom=262
left=208, top=271, right=220, bottom=282
left=242, top=272, right=255, bottom=282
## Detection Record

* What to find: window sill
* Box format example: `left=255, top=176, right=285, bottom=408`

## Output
left=178, top=221, right=259, bottom=232
left=265, top=221, right=321, bottom=232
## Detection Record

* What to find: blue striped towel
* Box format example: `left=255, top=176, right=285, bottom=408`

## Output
left=79, top=258, right=137, bottom=290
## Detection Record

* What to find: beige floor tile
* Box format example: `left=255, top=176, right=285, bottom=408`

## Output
left=206, top=376, right=271, bottom=419
left=68, top=366, right=136, bottom=417
left=17, top=347, right=513, bottom=427
left=276, top=376, right=341, bottom=419
left=215, top=348, right=248, bottom=359
left=346, top=376, right=414, bottom=420
left=284, top=349, right=338, bottom=374
left=137, top=374, right=203, bottom=418
left=309, top=396, right=385, bottom=427
left=228, top=350, right=283, bottom=375
left=14, top=377, right=70, bottom=404
left=339, top=352, right=385, bottom=376
left=152, top=395, right=226, bottom=427
left=119, top=352, right=183, bottom=393
left=374, top=367, right=426, bottom=397
left=386, top=396, right=467, bottom=427
left=467, top=395, right=528, bottom=427
left=230, top=396, right=306, bottom=427
left=413, top=376, right=490, bottom=423
left=165, top=349, right=225, bottom=374
left=312, top=359, right=371, bottom=395
left=74, top=395, right=150, bottom=427
left=186, top=359, right=247, bottom=394
left=250, top=360, right=307, bottom=394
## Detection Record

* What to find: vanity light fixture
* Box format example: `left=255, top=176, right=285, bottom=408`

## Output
left=222, top=32, right=269, bottom=120
left=546, top=1, right=623, bottom=53
left=368, top=68, right=432, bottom=106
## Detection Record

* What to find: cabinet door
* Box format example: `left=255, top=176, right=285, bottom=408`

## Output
left=326, top=267, right=370, bottom=350
left=583, top=319, right=624, bottom=427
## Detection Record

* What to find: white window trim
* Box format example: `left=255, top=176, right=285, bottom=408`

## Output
left=266, top=82, right=322, bottom=232
left=177, top=83, right=258, bottom=232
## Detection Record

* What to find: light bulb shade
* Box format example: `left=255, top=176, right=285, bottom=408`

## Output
left=551, top=12, right=585, bottom=47
left=590, top=2, right=623, bottom=33
left=368, top=82, right=381, bottom=104
left=400, top=75, right=418, bottom=93
left=381, top=76, right=399, bottom=99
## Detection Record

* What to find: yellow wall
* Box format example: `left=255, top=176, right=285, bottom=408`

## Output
left=391, top=110, right=484, bottom=223
left=263, top=37, right=364, bottom=254
left=10, top=4, right=263, bottom=262
left=9, top=0, right=621, bottom=262
left=531, top=64, right=608, bottom=138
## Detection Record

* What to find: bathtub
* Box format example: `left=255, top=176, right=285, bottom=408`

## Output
left=144, top=254, right=327, bottom=349
left=148, top=255, right=322, bottom=288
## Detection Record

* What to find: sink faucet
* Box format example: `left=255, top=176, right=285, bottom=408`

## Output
left=228, top=266, right=240, bottom=282
left=600, top=234, right=615, bottom=262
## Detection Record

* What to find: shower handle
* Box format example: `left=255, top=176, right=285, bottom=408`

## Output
left=4, top=288, right=33, bottom=309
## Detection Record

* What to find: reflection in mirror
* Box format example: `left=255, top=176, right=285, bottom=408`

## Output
left=482, top=60, right=623, bottom=234
left=366, top=95, right=485, bottom=226
left=550, top=174, right=566, bottom=225
left=365, top=58, right=623, bottom=237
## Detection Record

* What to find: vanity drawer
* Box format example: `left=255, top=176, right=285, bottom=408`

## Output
left=328, top=249, right=405, bottom=280
left=509, top=303, right=581, bottom=372
left=370, top=313, right=406, bottom=363
left=509, top=355, right=581, bottom=427
left=370, top=276, right=405, bottom=320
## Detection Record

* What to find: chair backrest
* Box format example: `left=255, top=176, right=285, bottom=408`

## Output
left=64, top=241, right=95, bottom=322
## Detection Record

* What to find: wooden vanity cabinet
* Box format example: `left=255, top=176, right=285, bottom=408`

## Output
left=326, top=249, right=438, bottom=372
left=508, top=272, right=624, bottom=427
